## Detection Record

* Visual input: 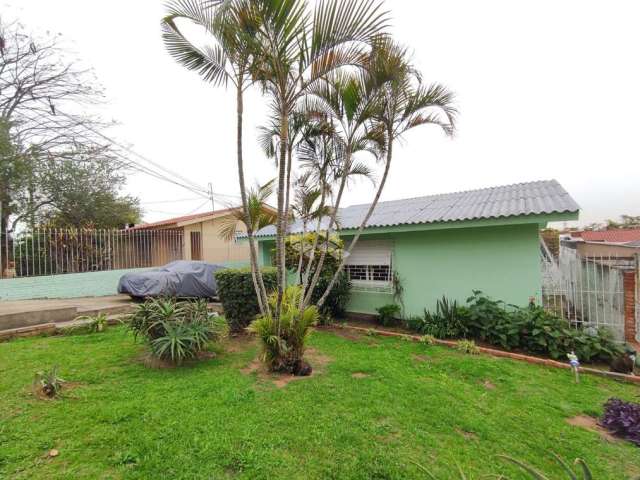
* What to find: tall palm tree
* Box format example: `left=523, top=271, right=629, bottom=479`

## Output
left=161, top=0, right=271, bottom=313
left=300, top=70, right=384, bottom=307
left=248, top=0, right=389, bottom=320
left=316, top=37, right=457, bottom=308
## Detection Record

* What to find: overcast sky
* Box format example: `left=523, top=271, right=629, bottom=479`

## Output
left=5, top=1, right=639, bottom=227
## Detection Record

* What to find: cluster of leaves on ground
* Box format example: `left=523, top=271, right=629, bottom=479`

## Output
left=600, top=398, right=640, bottom=446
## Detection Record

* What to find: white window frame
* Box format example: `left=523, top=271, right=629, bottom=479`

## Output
left=344, top=240, right=393, bottom=290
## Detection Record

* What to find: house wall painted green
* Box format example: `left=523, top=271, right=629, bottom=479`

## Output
left=256, top=216, right=559, bottom=318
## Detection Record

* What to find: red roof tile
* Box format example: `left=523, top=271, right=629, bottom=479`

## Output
left=128, top=208, right=235, bottom=230
left=575, top=229, right=640, bottom=243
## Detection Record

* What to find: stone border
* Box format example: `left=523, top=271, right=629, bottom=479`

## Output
left=336, top=324, right=640, bottom=385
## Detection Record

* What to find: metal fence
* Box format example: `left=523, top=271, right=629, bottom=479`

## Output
left=0, top=228, right=184, bottom=279
left=541, top=240, right=636, bottom=341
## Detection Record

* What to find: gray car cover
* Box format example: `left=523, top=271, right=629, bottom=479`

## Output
left=118, top=261, right=226, bottom=298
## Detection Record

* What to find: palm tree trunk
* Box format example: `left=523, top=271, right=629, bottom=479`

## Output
left=316, top=137, right=393, bottom=309
left=299, top=186, right=327, bottom=309
left=236, top=82, right=269, bottom=315
left=274, top=105, right=289, bottom=321
left=302, top=151, right=351, bottom=307
left=296, top=220, right=307, bottom=284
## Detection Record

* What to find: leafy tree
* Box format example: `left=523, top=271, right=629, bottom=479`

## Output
left=606, top=215, right=640, bottom=229
left=0, top=18, right=140, bottom=276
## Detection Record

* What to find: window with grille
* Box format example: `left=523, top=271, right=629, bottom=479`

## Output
left=344, top=240, right=392, bottom=286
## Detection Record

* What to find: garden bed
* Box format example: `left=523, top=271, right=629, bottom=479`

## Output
left=1, top=326, right=639, bottom=478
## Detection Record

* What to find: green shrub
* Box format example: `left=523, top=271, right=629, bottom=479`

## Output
left=419, top=335, right=436, bottom=346
left=456, top=339, right=480, bottom=355
left=376, top=304, right=401, bottom=327
left=308, top=271, right=351, bottom=322
left=463, top=291, right=623, bottom=362
left=128, top=298, right=228, bottom=365
left=404, top=296, right=468, bottom=339
left=247, top=285, right=318, bottom=374
left=464, top=290, right=521, bottom=349
left=215, top=267, right=277, bottom=332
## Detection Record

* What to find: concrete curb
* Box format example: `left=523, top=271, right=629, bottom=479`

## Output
left=335, top=324, right=640, bottom=385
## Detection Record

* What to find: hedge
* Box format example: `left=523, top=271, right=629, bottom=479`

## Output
left=215, top=267, right=277, bottom=332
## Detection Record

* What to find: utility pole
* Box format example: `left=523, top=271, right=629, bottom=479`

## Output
left=208, top=183, right=215, bottom=213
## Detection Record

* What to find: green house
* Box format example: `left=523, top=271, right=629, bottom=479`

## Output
left=254, top=180, right=579, bottom=318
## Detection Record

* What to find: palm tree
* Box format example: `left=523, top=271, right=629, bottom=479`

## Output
left=161, top=0, right=271, bottom=313
left=316, top=37, right=457, bottom=308
left=218, top=179, right=277, bottom=244
left=248, top=0, right=389, bottom=319
left=289, top=181, right=330, bottom=284
left=299, top=70, right=384, bottom=307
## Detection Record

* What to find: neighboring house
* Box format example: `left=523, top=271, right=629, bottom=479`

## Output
left=130, top=207, right=273, bottom=266
left=566, top=229, right=640, bottom=257
left=253, top=180, right=580, bottom=317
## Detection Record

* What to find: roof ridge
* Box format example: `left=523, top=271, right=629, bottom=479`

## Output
left=342, top=179, right=560, bottom=210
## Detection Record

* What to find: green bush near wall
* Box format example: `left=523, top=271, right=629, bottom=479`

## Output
left=215, top=267, right=277, bottom=332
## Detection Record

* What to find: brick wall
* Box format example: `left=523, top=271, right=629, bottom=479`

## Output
left=0, top=268, right=149, bottom=301
left=623, top=270, right=637, bottom=343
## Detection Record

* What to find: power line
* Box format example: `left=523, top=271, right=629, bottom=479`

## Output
left=185, top=200, right=212, bottom=216
left=140, top=197, right=203, bottom=204
left=17, top=109, right=244, bottom=207
left=17, top=110, right=214, bottom=199
left=56, top=110, right=210, bottom=194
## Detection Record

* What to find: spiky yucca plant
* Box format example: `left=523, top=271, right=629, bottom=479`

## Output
left=128, top=298, right=228, bottom=365
left=247, top=286, right=319, bottom=374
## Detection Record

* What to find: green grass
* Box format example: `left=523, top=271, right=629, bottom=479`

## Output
left=1, top=327, right=639, bottom=479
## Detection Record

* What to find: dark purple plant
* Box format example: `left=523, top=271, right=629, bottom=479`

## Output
left=600, top=398, right=640, bottom=446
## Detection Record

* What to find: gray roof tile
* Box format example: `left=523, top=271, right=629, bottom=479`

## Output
left=253, top=179, right=579, bottom=237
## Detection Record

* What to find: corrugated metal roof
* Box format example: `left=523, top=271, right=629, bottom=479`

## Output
left=253, top=179, right=579, bottom=237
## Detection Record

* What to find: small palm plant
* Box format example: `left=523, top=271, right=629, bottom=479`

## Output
left=247, top=285, right=318, bottom=375
left=34, top=366, right=65, bottom=398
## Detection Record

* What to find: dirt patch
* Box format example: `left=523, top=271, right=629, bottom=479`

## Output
left=241, top=347, right=333, bottom=389
left=482, top=380, right=496, bottom=390
left=195, top=351, right=217, bottom=361
left=31, top=381, right=83, bottom=400
left=566, top=415, right=619, bottom=443
left=351, top=372, right=369, bottom=379
left=412, top=354, right=430, bottom=363
left=455, top=428, right=478, bottom=440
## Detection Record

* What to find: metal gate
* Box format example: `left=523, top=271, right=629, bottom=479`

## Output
left=541, top=240, right=632, bottom=342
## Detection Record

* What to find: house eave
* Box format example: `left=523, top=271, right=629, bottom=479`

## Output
left=251, top=211, right=579, bottom=242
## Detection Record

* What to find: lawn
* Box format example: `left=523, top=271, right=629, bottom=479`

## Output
left=1, top=326, right=639, bottom=479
